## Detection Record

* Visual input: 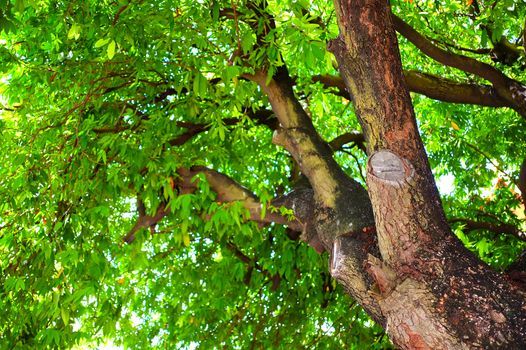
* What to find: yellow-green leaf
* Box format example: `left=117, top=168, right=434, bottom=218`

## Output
left=451, top=121, right=460, bottom=131
left=67, top=24, right=81, bottom=40
left=182, top=232, right=190, bottom=246
left=61, top=308, right=70, bottom=325
left=107, top=40, right=116, bottom=59
left=94, top=37, right=110, bottom=48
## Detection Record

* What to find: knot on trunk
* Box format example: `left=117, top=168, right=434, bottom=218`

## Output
left=368, top=150, right=414, bottom=186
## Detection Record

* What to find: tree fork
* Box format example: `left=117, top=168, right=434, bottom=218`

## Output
left=246, top=66, right=388, bottom=322
left=246, top=67, right=374, bottom=249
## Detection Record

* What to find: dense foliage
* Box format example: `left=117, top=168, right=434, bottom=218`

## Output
left=0, top=0, right=525, bottom=348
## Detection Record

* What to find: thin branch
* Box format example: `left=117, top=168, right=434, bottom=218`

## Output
left=225, top=241, right=284, bottom=294
left=460, top=139, right=516, bottom=186
left=93, top=107, right=276, bottom=148
left=112, top=3, right=129, bottom=26
left=225, top=242, right=253, bottom=265
left=442, top=42, right=491, bottom=55
left=312, top=74, right=348, bottom=98
left=329, top=132, right=365, bottom=152
left=341, top=148, right=366, bottom=183
left=467, top=0, right=522, bottom=65
left=169, top=109, right=276, bottom=146
left=123, top=203, right=168, bottom=243
left=231, top=0, right=241, bottom=52
left=412, top=1, right=493, bottom=57
left=449, top=217, right=525, bottom=242
left=224, top=241, right=279, bottom=287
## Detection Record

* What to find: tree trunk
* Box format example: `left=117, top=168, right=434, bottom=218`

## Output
left=326, top=0, right=526, bottom=348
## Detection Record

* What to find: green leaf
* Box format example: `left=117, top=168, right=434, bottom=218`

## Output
left=260, top=203, right=266, bottom=219
left=182, top=231, right=190, bottom=246
left=60, top=308, right=70, bottom=325
left=14, top=0, right=25, bottom=12
left=67, top=23, right=81, bottom=40
left=94, top=37, right=110, bottom=48
left=107, top=39, right=116, bottom=59
left=193, top=72, right=208, bottom=97
left=241, top=31, right=255, bottom=53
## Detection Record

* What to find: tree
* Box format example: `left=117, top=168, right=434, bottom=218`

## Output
left=0, top=0, right=525, bottom=348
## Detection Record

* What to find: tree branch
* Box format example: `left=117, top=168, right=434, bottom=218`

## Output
left=177, top=166, right=303, bottom=230
left=449, top=218, right=526, bottom=242
left=112, top=3, right=129, bottom=26
left=329, top=132, right=366, bottom=152
left=123, top=203, right=168, bottom=243
left=313, top=70, right=508, bottom=108
left=244, top=65, right=384, bottom=323
left=225, top=241, right=281, bottom=290
left=392, top=14, right=510, bottom=87
left=93, top=106, right=276, bottom=147
left=467, top=0, right=522, bottom=66
left=404, top=70, right=507, bottom=107
left=244, top=68, right=369, bottom=211
left=169, top=109, right=276, bottom=146
left=392, top=14, right=526, bottom=117
left=123, top=165, right=305, bottom=243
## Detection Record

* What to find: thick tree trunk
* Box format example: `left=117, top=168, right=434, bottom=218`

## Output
left=326, top=0, right=526, bottom=348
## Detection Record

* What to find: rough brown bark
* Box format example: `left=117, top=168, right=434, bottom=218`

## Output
left=327, top=0, right=526, bottom=348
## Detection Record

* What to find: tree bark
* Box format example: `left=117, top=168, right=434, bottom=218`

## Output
left=326, top=0, right=526, bottom=348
